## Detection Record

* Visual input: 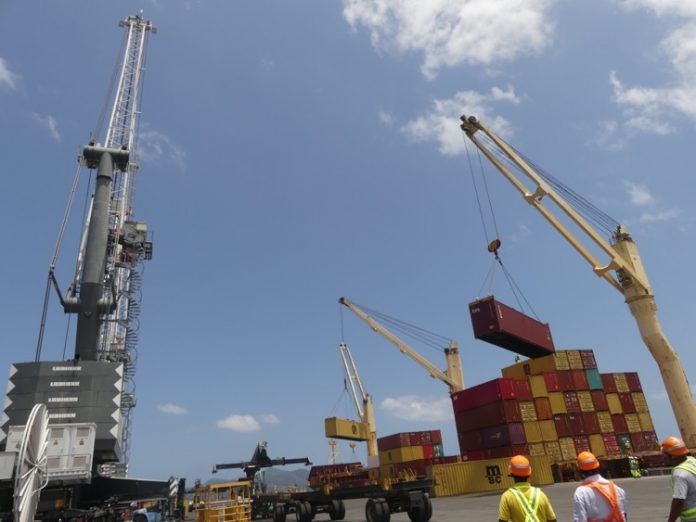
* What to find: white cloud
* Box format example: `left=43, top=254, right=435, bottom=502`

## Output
left=138, top=129, right=186, bottom=172
left=401, top=86, right=518, bottom=156
left=380, top=395, right=453, bottom=422
left=378, top=110, right=395, bottom=126
left=639, top=208, right=681, bottom=223
left=342, top=0, right=555, bottom=79
left=624, top=181, right=655, bottom=207
left=619, top=0, right=696, bottom=17
left=157, top=403, right=189, bottom=415
left=0, top=57, right=19, bottom=90
left=32, top=113, right=61, bottom=142
left=259, top=414, right=280, bottom=424
left=217, top=414, right=261, bottom=433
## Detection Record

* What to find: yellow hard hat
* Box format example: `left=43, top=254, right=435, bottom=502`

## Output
left=661, top=436, right=689, bottom=456
left=509, top=455, right=532, bottom=477
left=577, top=451, right=600, bottom=471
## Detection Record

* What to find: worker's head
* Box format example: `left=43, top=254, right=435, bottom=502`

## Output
left=661, top=436, right=689, bottom=462
left=576, top=451, right=600, bottom=476
left=508, top=455, right=532, bottom=481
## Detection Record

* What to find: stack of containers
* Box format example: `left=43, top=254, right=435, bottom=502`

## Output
left=378, top=430, right=453, bottom=478
left=453, top=350, right=659, bottom=464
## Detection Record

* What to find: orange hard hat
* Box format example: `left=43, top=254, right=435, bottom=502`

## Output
left=577, top=451, right=600, bottom=471
left=661, top=436, right=689, bottom=456
left=509, top=455, right=532, bottom=477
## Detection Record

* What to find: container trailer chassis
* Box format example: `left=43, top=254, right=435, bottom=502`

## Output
left=269, top=479, right=433, bottom=522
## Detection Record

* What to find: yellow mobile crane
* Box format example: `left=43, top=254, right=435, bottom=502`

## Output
left=459, top=115, right=696, bottom=446
left=338, top=298, right=464, bottom=394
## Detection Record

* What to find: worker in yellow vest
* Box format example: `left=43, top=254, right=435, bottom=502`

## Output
left=498, top=455, right=557, bottom=522
left=573, top=451, right=626, bottom=522
left=662, top=436, right=696, bottom=522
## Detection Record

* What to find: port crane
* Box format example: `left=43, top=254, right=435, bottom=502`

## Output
left=338, top=298, right=464, bottom=394
left=459, top=114, right=696, bottom=446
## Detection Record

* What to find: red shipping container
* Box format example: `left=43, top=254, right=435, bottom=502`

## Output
left=515, top=379, right=533, bottom=400
left=457, top=400, right=521, bottom=431
left=461, top=450, right=486, bottom=461
left=481, top=423, right=526, bottom=448
left=571, top=369, right=590, bottom=390
left=582, top=412, right=601, bottom=434
left=451, top=378, right=517, bottom=412
left=618, top=393, right=637, bottom=414
left=580, top=350, right=597, bottom=369
left=631, top=433, right=648, bottom=452
left=534, top=397, right=553, bottom=420
left=377, top=433, right=411, bottom=451
left=469, top=296, right=555, bottom=358
left=612, top=414, right=628, bottom=434
left=574, top=435, right=591, bottom=453
left=408, top=432, right=430, bottom=445
left=643, top=431, right=659, bottom=450
left=625, top=372, right=642, bottom=392
left=486, top=444, right=529, bottom=459
left=558, top=371, right=576, bottom=391
left=554, top=414, right=572, bottom=438
left=591, top=390, right=608, bottom=411
left=603, top=434, right=621, bottom=456
left=567, top=413, right=586, bottom=434
left=564, top=391, right=581, bottom=413
left=458, top=429, right=483, bottom=451
left=422, top=444, right=433, bottom=460
left=543, top=372, right=561, bottom=392
left=431, top=430, right=443, bottom=445
left=601, top=374, right=617, bottom=393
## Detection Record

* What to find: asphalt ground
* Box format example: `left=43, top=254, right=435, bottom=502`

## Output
left=339, top=475, right=673, bottom=521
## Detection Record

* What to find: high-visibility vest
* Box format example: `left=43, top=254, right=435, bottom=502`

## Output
left=583, top=480, right=625, bottom=522
left=508, top=486, right=541, bottom=522
left=674, top=456, right=696, bottom=521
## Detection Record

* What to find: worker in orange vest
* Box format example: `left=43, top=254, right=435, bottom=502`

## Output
left=661, top=436, right=696, bottom=522
left=498, top=455, right=557, bottom=522
left=573, top=451, right=626, bottom=522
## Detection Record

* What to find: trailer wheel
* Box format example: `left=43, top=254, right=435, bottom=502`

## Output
left=329, top=499, right=345, bottom=521
left=296, top=501, right=313, bottom=522
left=274, top=503, right=287, bottom=522
left=366, top=499, right=382, bottom=522
left=423, top=494, right=432, bottom=522
left=378, top=500, right=390, bottom=522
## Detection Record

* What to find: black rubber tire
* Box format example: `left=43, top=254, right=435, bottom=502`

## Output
left=407, top=506, right=423, bottom=522
left=274, top=504, right=287, bottom=522
left=328, top=500, right=343, bottom=521
left=377, top=500, right=390, bottom=522
left=423, top=494, right=432, bottom=522
left=336, top=500, right=346, bottom=520
left=296, top=502, right=310, bottom=522
left=366, top=499, right=384, bottom=522
left=305, top=502, right=315, bottom=521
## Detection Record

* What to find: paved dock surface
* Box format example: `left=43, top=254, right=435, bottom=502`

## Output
left=340, top=475, right=672, bottom=521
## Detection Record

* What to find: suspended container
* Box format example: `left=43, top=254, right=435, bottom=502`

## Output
left=469, top=296, right=555, bottom=358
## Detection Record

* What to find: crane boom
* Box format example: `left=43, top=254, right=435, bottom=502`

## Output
left=460, top=114, right=696, bottom=446
left=339, top=343, right=378, bottom=457
left=339, top=298, right=464, bottom=394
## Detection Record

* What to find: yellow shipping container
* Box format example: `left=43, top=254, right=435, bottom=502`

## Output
left=589, top=434, right=606, bottom=457
left=596, top=411, right=614, bottom=433
left=529, top=375, right=548, bottom=398
left=324, top=417, right=369, bottom=441
left=625, top=413, right=642, bottom=433
left=613, top=373, right=630, bottom=393
left=577, top=391, right=595, bottom=412
left=544, top=441, right=562, bottom=463
left=501, top=352, right=569, bottom=379
left=638, top=412, right=654, bottom=432
left=529, top=443, right=546, bottom=456
left=566, top=350, right=583, bottom=370
left=539, top=420, right=558, bottom=442
left=559, top=437, right=576, bottom=461
left=524, top=421, right=543, bottom=443
left=378, top=445, right=424, bottom=465
left=520, top=401, right=538, bottom=421
left=430, top=456, right=553, bottom=497
left=606, top=394, right=623, bottom=415
left=632, top=392, right=649, bottom=413
left=548, top=392, right=567, bottom=414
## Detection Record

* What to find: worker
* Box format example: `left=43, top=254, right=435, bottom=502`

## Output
left=498, top=455, right=557, bottom=522
left=573, top=451, right=626, bottom=522
left=662, top=436, right=696, bottom=522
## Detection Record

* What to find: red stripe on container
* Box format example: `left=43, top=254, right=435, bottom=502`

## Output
left=554, top=414, right=572, bottom=438
left=558, top=371, right=575, bottom=391
left=582, top=412, right=600, bottom=434
left=612, top=414, right=628, bottom=434
left=451, top=378, right=517, bottom=412
left=625, top=372, right=642, bottom=392
left=515, top=379, right=533, bottom=401
left=564, top=391, right=581, bottom=413
left=543, top=372, right=561, bottom=392
left=591, top=390, right=608, bottom=411
left=618, top=393, right=637, bottom=414
left=534, top=397, right=553, bottom=420
left=601, top=374, right=618, bottom=393
left=572, top=369, right=589, bottom=390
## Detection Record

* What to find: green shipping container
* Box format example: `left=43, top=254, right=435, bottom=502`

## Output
left=585, top=368, right=603, bottom=390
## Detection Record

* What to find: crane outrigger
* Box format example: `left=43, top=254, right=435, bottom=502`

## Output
left=459, top=114, right=696, bottom=447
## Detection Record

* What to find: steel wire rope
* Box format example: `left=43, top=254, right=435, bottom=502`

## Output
left=61, top=315, right=72, bottom=361
left=463, top=136, right=492, bottom=245
left=94, top=29, right=128, bottom=142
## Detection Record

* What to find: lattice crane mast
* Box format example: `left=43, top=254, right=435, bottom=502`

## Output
left=338, top=298, right=464, bottom=394
left=459, top=114, right=696, bottom=446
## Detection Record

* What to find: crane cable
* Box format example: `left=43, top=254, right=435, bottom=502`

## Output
left=463, top=134, right=539, bottom=320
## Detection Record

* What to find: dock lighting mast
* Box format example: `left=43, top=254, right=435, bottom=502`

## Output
left=460, top=114, right=696, bottom=446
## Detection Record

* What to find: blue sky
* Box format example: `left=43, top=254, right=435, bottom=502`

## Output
left=2, top=0, right=696, bottom=482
